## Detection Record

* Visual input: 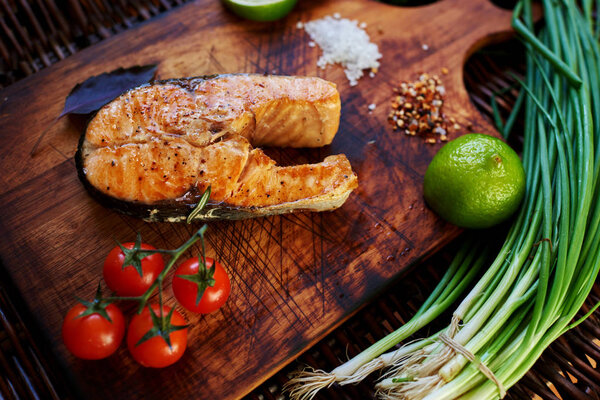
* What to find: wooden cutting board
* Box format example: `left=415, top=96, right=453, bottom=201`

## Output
left=0, top=0, right=515, bottom=398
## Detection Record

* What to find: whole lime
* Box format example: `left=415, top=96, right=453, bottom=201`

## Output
left=222, top=0, right=297, bottom=22
left=423, top=133, right=526, bottom=229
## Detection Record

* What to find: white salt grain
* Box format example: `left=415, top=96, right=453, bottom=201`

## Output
left=421, top=43, right=429, bottom=51
left=368, top=103, right=376, bottom=111
left=296, top=21, right=304, bottom=29
left=304, top=15, right=382, bottom=86
left=308, top=41, right=316, bottom=47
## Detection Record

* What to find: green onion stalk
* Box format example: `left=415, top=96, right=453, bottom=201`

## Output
left=286, top=1, right=600, bottom=399
left=285, top=237, right=489, bottom=399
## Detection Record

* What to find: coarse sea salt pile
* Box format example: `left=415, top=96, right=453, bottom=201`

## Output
left=303, top=15, right=381, bottom=86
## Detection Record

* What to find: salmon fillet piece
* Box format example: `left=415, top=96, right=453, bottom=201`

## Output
left=76, top=74, right=358, bottom=221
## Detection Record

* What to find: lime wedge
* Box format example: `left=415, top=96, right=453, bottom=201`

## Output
left=222, top=0, right=298, bottom=21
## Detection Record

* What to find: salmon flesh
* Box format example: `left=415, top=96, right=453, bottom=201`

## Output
left=76, top=74, right=358, bottom=221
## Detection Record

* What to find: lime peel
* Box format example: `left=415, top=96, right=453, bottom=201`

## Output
left=222, top=0, right=297, bottom=22
left=423, top=133, right=526, bottom=229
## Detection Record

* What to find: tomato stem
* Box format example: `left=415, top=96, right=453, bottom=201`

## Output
left=136, top=224, right=208, bottom=314
left=75, top=283, right=115, bottom=322
left=158, top=276, right=165, bottom=330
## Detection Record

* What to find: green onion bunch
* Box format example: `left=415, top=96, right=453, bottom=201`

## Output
left=286, top=1, right=600, bottom=398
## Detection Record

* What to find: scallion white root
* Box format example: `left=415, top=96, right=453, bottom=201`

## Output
left=285, top=239, right=487, bottom=399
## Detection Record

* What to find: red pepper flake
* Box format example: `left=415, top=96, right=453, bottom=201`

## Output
left=388, top=71, right=459, bottom=144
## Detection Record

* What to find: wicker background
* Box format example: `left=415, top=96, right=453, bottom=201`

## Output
left=0, top=0, right=188, bottom=87
left=0, top=1, right=598, bottom=399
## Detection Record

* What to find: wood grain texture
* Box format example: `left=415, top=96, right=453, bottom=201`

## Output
left=0, top=0, right=514, bottom=398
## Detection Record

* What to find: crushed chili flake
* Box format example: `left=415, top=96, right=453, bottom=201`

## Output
left=387, top=72, right=458, bottom=143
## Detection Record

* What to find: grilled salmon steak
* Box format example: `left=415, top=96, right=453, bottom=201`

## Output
left=76, top=74, right=358, bottom=221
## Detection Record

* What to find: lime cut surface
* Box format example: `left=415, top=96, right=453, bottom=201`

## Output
left=423, top=133, right=526, bottom=229
left=222, top=0, right=297, bottom=21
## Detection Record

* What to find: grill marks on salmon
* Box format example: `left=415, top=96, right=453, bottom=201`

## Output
left=77, top=74, right=358, bottom=221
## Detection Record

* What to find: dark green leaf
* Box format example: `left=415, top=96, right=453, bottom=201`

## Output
left=60, top=64, right=158, bottom=117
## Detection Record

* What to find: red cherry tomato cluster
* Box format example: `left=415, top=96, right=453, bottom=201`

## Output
left=62, top=233, right=231, bottom=368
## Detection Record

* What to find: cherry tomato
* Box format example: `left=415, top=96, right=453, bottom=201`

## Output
left=127, top=304, right=188, bottom=368
left=103, top=242, right=164, bottom=296
left=172, top=257, right=231, bottom=314
left=62, top=303, right=125, bottom=360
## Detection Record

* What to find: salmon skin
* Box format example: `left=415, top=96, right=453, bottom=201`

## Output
left=76, top=74, right=358, bottom=221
